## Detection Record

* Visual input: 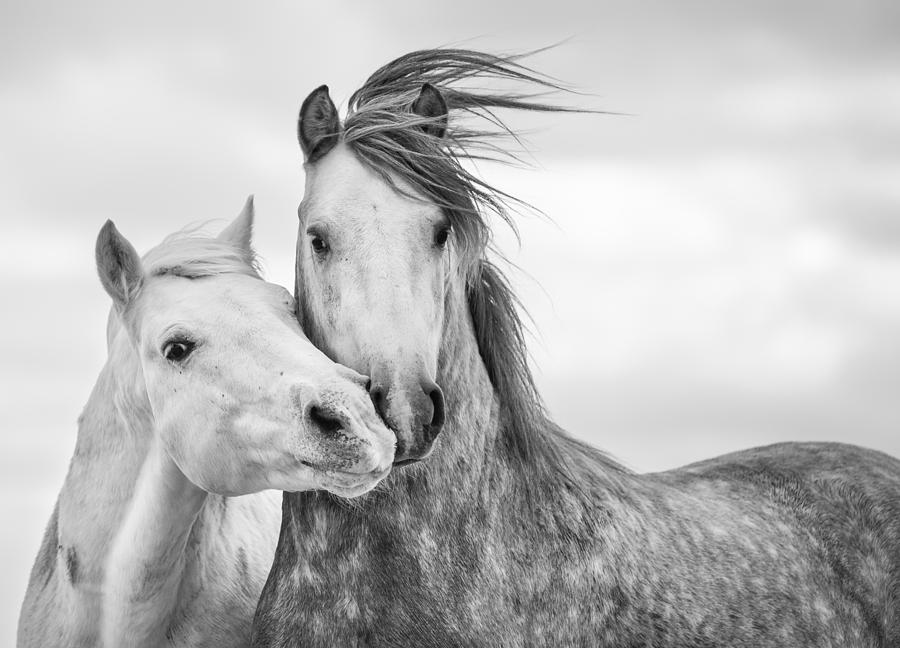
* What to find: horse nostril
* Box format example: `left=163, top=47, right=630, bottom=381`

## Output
left=308, top=405, right=344, bottom=436
left=369, top=384, right=387, bottom=421
left=426, top=385, right=445, bottom=441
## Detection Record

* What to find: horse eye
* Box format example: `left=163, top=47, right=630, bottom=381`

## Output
left=311, top=236, right=329, bottom=255
left=434, top=227, right=451, bottom=248
left=163, top=340, right=195, bottom=363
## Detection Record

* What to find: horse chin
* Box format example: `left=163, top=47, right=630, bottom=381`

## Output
left=391, top=442, right=435, bottom=467
left=285, top=460, right=392, bottom=498
left=379, top=412, right=438, bottom=466
left=318, top=466, right=391, bottom=499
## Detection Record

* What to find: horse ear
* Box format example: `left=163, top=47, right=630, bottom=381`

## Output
left=298, top=85, right=340, bottom=163
left=411, top=83, right=448, bottom=138
left=96, top=220, right=143, bottom=309
left=219, top=195, right=255, bottom=260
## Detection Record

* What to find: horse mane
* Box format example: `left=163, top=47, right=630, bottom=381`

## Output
left=142, top=227, right=261, bottom=281
left=342, top=49, right=628, bottom=481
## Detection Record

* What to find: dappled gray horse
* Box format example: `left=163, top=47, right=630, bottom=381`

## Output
left=252, top=50, right=900, bottom=647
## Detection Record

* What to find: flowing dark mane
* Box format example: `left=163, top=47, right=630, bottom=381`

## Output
left=342, top=49, right=627, bottom=480
left=343, top=48, right=583, bottom=268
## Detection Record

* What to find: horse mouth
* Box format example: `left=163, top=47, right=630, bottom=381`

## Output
left=294, top=459, right=392, bottom=497
left=390, top=434, right=435, bottom=467
left=321, top=465, right=391, bottom=498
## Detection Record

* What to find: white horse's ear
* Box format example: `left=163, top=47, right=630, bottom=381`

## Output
left=219, top=195, right=255, bottom=260
left=96, top=220, right=143, bottom=309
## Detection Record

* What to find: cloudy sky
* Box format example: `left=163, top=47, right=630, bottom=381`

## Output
left=1, top=0, right=898, bottom=638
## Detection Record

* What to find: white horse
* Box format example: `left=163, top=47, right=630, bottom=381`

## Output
left=17, top=198, right=395, bottom=648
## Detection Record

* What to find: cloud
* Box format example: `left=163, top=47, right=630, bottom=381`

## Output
left=483, top=159, right=900, bottom=474
left=539, top=364, right=900, bottom=473
left=819, top=192, right=900, bottom=253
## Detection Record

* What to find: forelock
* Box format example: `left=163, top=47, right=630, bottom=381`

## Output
left=338, top=48, right=591, bottom=277
left=142, top=229, right=261, bottom=280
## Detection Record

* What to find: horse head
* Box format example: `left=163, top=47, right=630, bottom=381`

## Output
left=295, top=86, right=453, bottom=465
left=95, top=198, right=396, bottom=497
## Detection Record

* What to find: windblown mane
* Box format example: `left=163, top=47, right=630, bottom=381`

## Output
left=142, top=228, right=260, bottom=280
left=342, top=49, right=627, bottom=481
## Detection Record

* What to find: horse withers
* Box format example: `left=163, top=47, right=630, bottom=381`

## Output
left=17, top=198, right=395, bottom=648
left=251, top=50, right=900, bottom=647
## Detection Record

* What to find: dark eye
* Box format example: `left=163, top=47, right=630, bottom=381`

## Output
left=310, top=235, right=329, bottom=255
left=434, top=226, right=451, bottom=248
left=163, top=340, right=195, bottom=363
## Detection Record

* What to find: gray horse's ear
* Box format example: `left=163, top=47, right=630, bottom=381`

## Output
left=96, top=220, right=143, bottom=309
left=298, top=85, right=340, bottom=163
left=219, top=195, right=255, bottom=261
left=411, top=83, right=448, bottom=138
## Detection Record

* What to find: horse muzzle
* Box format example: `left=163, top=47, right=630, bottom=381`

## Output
left=367, top=371, right=445, bottom=465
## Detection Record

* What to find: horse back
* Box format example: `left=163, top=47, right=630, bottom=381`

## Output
left=674, top=442, right=900, bottom=642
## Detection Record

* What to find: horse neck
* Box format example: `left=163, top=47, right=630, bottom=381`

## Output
left=56, top=324, right=155, bottom=593
left=421, top=282, right=503, bottom=492
left=414, top=278, right=626, bottom=512
left=101, top=437, right=209, bottom=647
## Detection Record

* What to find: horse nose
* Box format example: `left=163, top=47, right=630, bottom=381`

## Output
left=368, top=378, right=442, bottom=428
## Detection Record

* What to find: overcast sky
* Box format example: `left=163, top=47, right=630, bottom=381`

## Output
left=1, top=0, right=898, bottom=638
